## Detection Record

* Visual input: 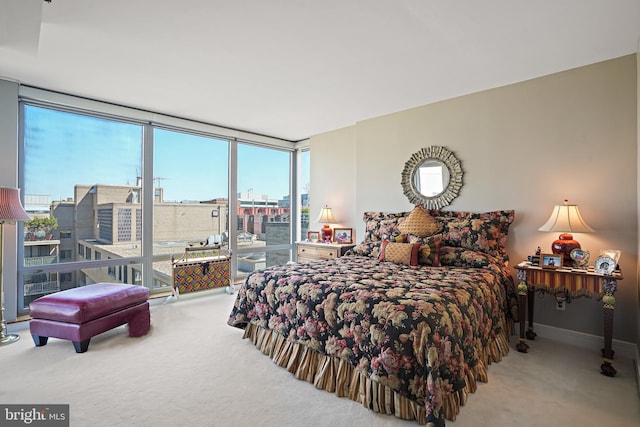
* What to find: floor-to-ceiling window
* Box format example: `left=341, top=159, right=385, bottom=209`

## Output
left=152, top=128, right=230, bottom=288
left=234, top=143, right=292, bottom=282
left=299, top=149, right=310, bottom=241
left=18, top=92, right=300, bottom=313
left=21, top=104, right=143, bottom=310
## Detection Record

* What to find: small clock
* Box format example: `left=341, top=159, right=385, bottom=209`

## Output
left=594, top=256, right=616, bottom=275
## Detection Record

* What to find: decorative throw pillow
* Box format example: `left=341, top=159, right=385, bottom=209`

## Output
left=378, top=240, right=421, bottom=266
left=419, top=235, right=441, bottom=266
left=397, top=206, right=441, bottom=237
left=406, top=233, right=441, bottom=266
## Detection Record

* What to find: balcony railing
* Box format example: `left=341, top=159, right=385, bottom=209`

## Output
left=24, top=281, right=60, bottom=296
left=24, top=255, right=58, bottom=266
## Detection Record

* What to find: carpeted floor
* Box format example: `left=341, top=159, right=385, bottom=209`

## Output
left=1, top=290, right=639, bottom=427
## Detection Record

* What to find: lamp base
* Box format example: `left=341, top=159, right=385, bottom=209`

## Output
left=552, top=233, right=580, bottom=263
left=0, top=332, right=20, bottom=346
left=321, top=224, right=332, bottom=243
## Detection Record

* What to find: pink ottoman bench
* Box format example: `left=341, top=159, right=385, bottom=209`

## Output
left=29, top=283, right=150, bottom=353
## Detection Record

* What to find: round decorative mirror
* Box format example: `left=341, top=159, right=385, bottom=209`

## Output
left=401, top=146, right=463, bottom=209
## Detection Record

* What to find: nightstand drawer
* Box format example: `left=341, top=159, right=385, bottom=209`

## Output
left=296, top=242, right=354, bottom=263
left=297, top=244, right=339, bottom=259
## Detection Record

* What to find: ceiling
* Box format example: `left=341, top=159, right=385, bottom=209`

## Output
left=1, top=1, right=639, bottom=142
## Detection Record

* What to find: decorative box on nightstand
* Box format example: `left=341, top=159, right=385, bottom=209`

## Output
left=296, top=241, right=355, bottom=263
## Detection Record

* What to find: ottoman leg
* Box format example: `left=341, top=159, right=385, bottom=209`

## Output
left=31, top=335, right=48, bottom=347
left=128, top=306, right=150, bottom=337
left=73, top=339, right=91, bottom=353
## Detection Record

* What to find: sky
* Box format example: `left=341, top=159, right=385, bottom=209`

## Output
left=23, top=105, right=306, bottom=203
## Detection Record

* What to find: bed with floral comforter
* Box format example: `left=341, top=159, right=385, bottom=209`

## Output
left=228, top=208, right=518, bottom=426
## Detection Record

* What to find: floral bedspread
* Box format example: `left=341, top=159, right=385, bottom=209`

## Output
left=228, top=255, right=516, bottom=425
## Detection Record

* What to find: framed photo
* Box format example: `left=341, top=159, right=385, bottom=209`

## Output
left=333, top=228, right=353, bottom=244
left=307, top=231, right=320, bottom=243
left=540, top=253, right=562, bottom=269
left=569, top=248, right=590, bottom=269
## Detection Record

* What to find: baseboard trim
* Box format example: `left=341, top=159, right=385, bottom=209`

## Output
left=532, top=323, right=636, bottom=360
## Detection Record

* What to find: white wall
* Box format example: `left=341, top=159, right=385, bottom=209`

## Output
left=311, top=55, right=638, bottom=343
left=309, top=126, right=357, bottom=236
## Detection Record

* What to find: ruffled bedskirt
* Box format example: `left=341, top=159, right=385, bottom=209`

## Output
left=241, top=317, right=513, bottom=426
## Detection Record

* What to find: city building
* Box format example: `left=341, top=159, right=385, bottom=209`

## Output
left=22, top=183, right=301, bottom=300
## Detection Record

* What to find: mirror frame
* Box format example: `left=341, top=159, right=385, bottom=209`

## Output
left=401, top=146, right=463, bottom=209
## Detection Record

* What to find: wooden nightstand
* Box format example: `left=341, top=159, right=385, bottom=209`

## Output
left=296, top=241, right=355, bottom=263
left=514, top=262, right=623, bottom=376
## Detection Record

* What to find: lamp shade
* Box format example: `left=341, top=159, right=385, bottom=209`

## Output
left=538, top=200, right=593, bottom=262
left=316, top=206, right=336, bottom=224
left=0, top=187, right=30, bottom=222
left=0, top=187, right=29, bottom=346
left=538, top=200, right=594, bottom=233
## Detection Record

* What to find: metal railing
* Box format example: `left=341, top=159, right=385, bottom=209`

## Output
left=24, top=281, right=60, bottom=296
left=24, top=255, right=58, bottom=266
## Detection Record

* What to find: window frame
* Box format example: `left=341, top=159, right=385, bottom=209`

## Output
left=17, top=87, right=302, bottom=314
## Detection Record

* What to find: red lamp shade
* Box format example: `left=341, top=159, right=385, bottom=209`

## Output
left=0, top=187, right=30, bottom=347
left=0, top=187, right=30, bottom=222
left=538, top=200, right=594, bottom=263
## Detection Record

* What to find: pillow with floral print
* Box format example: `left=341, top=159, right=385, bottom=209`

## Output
left=426, top=209, right=514, bottom=262
left=438, top=246, right=494, bottom=268
left=347, top=241, right=382, bottom=258
left=361, top=211, right=411, bottom=242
